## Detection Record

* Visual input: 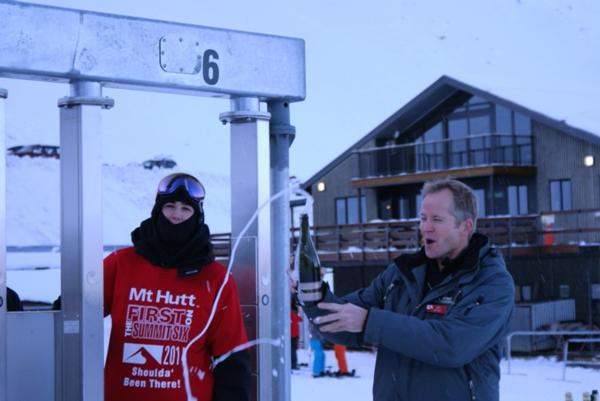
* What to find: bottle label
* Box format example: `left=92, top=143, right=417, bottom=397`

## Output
left=298, top=282, right=322, bottom=291
left=298, top=282, right=322, bottom=302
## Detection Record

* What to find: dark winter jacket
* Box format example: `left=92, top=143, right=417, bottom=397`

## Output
left=305, top=234, right=514, bottom=401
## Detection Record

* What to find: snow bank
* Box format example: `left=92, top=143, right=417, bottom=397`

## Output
left=6, top=156, right=231, bottom=246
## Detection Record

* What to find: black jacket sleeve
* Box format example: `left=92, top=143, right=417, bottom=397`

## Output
left=212, top=350, right=251, bottom=401
left=7, top=287, right=24, bottom=311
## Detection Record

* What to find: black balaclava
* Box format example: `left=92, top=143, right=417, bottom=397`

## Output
left=152, top=186, right=202, bottom=247
left=132, top=178, right=214, bottom=276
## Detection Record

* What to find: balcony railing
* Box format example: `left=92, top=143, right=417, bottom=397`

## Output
left=290, top=209, right=600, bottom=263
left=356, top=133, right=535, bottom=178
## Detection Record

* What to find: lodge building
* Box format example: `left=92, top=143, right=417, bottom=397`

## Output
left=299, top=76, right=600, bottom=327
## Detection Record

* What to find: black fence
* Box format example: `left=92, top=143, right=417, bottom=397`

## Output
left=291, top=209, right=600, bottom=263
left=357, top=134, right=534, bottom=177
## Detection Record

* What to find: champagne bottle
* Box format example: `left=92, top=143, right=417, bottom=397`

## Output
left=296, top=214, right=323, bottom=306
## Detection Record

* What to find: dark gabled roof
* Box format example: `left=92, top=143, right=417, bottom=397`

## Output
left=302, top=75, right=600, bottom=189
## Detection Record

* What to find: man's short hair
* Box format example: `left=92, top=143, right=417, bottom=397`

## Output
left=420, top=179, right=478, bottom=232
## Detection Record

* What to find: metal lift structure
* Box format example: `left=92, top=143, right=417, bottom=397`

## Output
left=0, top=2, right=305, bottom=401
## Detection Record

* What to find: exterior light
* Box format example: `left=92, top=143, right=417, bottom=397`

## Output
left=317, top=182, right=326, bottom=192
left=584, top=155, right=594, bottom=167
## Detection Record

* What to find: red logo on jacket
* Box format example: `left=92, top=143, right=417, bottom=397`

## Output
left=426, top=304, right=449, bottom=315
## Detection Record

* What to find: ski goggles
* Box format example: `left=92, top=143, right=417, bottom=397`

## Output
left=156, top=173, right=205, bottom=202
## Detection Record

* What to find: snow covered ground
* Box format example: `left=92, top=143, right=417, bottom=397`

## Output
left=292, top=348, right=600, bottom=401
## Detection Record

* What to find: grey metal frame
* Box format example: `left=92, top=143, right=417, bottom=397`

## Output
left=0, top=87, right=7, bottom=401
left=268, top=101, right=296, bottom=401
left=7, top=311, right=59, bottom=401
left=0, top=1, right=305, bottom=101
left=58, top=81, right=113, bottom=401
left=1, top=3, right=304, bottom=401
left=224, top=97, right=274, bottom=400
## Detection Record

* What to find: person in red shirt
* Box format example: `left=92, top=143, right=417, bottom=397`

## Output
left=290, top=298, right=302, bottom=370
left=104, top=173, right=250, bottom=401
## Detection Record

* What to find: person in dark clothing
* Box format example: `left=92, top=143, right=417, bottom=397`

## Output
left=6, top=287, right=24, bottom=311
left=104, top=173, right=250, bottom=401
left=304, top=179, right=514, bottom=401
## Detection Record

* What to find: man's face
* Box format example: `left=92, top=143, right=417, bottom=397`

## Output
left=419, top=189, right=472, bottom=262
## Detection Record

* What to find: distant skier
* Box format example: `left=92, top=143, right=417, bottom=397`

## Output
left=333, top=344, right=355, bottom=377
left=104, top=173, right=250, bottom=401
left=309, top=322, right=326, bottom=378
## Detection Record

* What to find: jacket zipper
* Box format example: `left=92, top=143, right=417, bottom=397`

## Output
left=382, top=281, right=397, bottom=303
left=464, top=365, right=476, bottom=400
left=412, top=285, right=463, bottom=315
left=412, top=258, right=481, bottom=315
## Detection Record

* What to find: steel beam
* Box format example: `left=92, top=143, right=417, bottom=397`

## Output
left=225, top=98, right=272, bottom=401
left=0, top=87, right=7, bottom=401
left=0, top=1, right=305, bottom=101
left=58, top=81, right=112, bottom=401
left=268, top=101, right=295, bottom=401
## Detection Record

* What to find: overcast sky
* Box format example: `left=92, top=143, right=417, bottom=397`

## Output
left=2, top=0, right=598, bottom=181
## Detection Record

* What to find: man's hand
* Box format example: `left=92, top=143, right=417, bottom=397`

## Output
left=313, top=302, right=368, bottom=333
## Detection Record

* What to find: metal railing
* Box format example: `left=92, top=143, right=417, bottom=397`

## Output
left=290, top=208, right=600, bottom=262
left=6, top=233, right=233, bottom=270
left=505, top=331, right=600, bottom=376
left=10, top=207, right=600, bottom=266
left=356, top=133, right=534, bottom=178
left=562, top=338, right=600, bottom=380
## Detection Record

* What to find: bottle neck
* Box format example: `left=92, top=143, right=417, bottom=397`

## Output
left=300, top=217, right=309, bottom=242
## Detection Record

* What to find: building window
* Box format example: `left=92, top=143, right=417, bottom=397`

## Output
left=495, top=104, right=512, bottom=134
left=416, top=122, right=444, bottom=171
left=415, top=194, right=423, bottom=217
left=508, top=185, right=528, bottom=215
left=336, top=198, right=346, bottom=224
left=514, top=112, right=531, bottom=135
left=336, top=196, right=367, bottom=224
left=379, top=198, right=393, bottom=220
left=473, top=189, right=486, bottom=217
left=397, top=196, right=411, bottom=219
left=550, top=179, right=572, bottom=211
left=347, top=197, right=359, bottom=224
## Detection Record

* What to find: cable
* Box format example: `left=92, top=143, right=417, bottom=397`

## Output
left=182, top=182, right=310, bottom=401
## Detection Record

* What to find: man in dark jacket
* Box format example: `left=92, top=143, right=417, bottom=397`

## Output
left=304, top=179, right=514, bottom=401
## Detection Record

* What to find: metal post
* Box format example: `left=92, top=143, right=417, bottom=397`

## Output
left=0, top=87, right=7, bottom=401
left=58, top=81, right=113, bottom=401
left=562, top=340, right=569, bottom=381
left=221, top=97, right=271, bottom=401
left=268, top=101, right=295, bottom=401
left=505, top=333, right=512, bottom=374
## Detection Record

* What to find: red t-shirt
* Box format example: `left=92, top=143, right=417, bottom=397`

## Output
left=290, top=312, right=302, bottom=338
left=104, top=247, right=248, bottom=401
